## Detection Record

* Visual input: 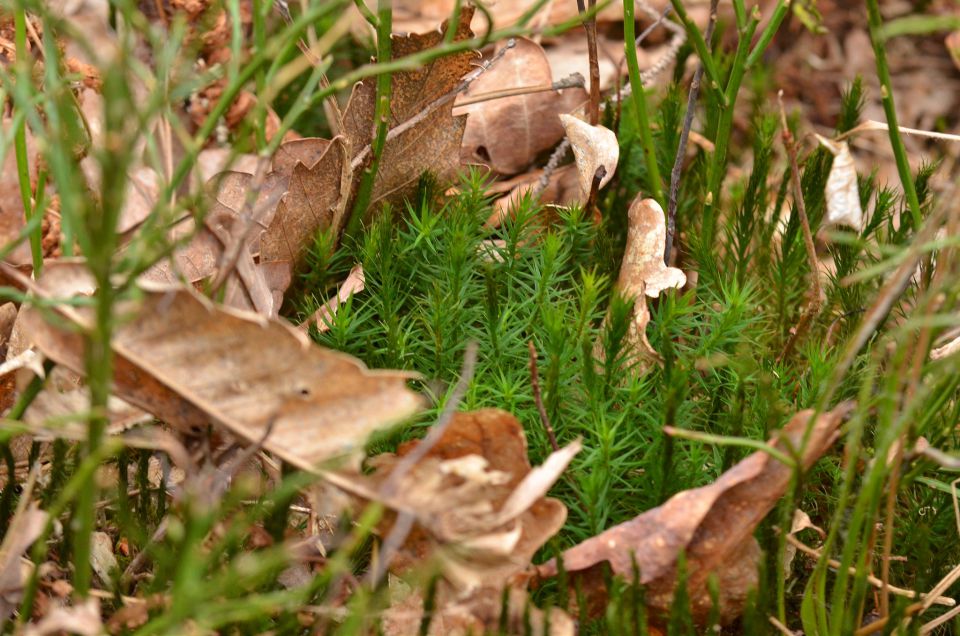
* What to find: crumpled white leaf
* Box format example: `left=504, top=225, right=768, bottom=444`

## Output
left=559, top=114, right=618, bottom=201
left=622, top=198, right=686, bottom=298
left=816, top=134, right=864, bottom=231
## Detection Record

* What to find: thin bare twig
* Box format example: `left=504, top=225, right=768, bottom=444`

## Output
left=665, top=0, right=717, bottom=264
left=777, top=91, right=823, bottom=362
left=455, top=72, right=585, bottom=107
left=528, top=341, right=559, bottom=452
left=785, top=534, right=954, bottom=606
left=576, top=0, right=601, bottom=125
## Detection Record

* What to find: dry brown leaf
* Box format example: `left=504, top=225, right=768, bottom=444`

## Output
left=816, top=134, right=864, bottom=231
left=382, top=585, right=574, bottom=636
left=559, top=114, right=618, bottom=201
left=330, top=409, right=575, bottom=591
left=22, top=598, right=103, bottom=636
left=385, top=0, right=625, bottom=34
left=486, top=165, right=580, bottom=228
left=347, top=8, right=477, bottom=217
left=260, top=136, right=346, bottom=266
left=537, top=403, right=853, bottom=626
left=0, top=502, right=48, bottom=622
left=621, top=197, right=686, bottom=298
left=302, top=264, right=366, bottom=333
left=454, top=38, right=587, bottom=175
left=18, top=262, right=422, bottom=472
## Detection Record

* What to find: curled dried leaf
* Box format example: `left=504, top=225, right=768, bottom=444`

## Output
left=538, top=403, right=853, bottom=626
left=558, top=114, right=618, bottom=201
left=330, top=409, right=576, bottom=591
left=18, top=262, right=422, bottom=471
left=816, top=134, right=864, bottom=231
left=454, top=38, right=587, bottom=175
left=622, top=197, right=686, bottom=298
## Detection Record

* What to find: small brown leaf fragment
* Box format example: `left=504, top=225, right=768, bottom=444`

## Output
left=454, top=38, right=587, bottom=175
left=558, top=114, right=618, bottom=201
left=260, top=136, right=346, bottom=266
left=346, top=8, right=478, bottom=217
left=22, top=598, right=103, bottom=636
left=947, top=31, right=960, bottom=71
left=538, top=403, right=852, bottom=626
left=816, top=135, right=864, bottom=231
left=19, top=263, right=423, bottom=471
left=331, top=409, right=576, bottom=591
left=383, top=585, right=574, bottom=636
left=0, top=502, right=48, bottom=622
left=621, top=197, right=686, bottom=298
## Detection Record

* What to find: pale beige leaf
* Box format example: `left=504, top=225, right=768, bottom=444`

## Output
left=302, top=264, right=366, bottom=332
left=89, top=531, right=118, bottom=584
left=0, top=503, right=47, bottom=622
left=816, top=134, right=864, bottom=231
left=621, top=197, right=686, bottom=298
left=19, top=265, right=423, bottom=471
left=454, top=38, right=587, bottom=175
left=558, top=114, right=618, bottom=200
left=22, top=598, right=103, bottom=636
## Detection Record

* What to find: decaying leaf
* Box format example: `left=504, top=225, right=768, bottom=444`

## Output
left=485, top=165, right=580, bottom=228
left=621, top=198, right=686, bottom=298
left=454, top=38, right=587, bottom=175
left=537, top=403, right=853, bottom=626
left=301, top=264, right=366, bottom=333
left=816, top=134, right=864, bottom=231
left=17, top=262, right=423, bottom=472
left=349, top=8, right=478, bottom=215
left=22, top=598, right=103, bottom=636
left=0, top=502, right=48, bottom=622
left=595, top=197, right=686, bottom=372
left=382, top=584, right=574, bottom=636
left=260, top=136, right=347, bottom=267
left=328, top=409, right=578, bottom=591
left=558, top=114, right=618, bottom=200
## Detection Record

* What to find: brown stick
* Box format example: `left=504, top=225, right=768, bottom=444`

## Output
left=665, top=0, right=718, bottom=265
left=528, top=341, right=560, bottom=452
left=455, top=73, right=586, bottom=107
left=777, top=91, right=823, bottom=362
left=576, top=0, right=601, bottom=125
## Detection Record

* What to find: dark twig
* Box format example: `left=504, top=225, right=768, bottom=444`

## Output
left=777, top=91, right=823, bottom=362
left=367, top=343, right=479, bottom=587
left=577, top=0, right=601, bottom=125
left=665, top=0, right=718, bottom=265
left=528, top=342, right=559, bottom=452
left=585, top=165, right=606, bottom=220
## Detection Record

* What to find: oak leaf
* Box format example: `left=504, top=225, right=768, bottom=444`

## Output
left=559, top=114, right=618, bottom=200
left=329, top=409, right=577, bottom=591
left=537, top=403, right=853, bottom=626
left=454, top=38, right=587, bottom=175
left=17, top=262, right=422, bottom=471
